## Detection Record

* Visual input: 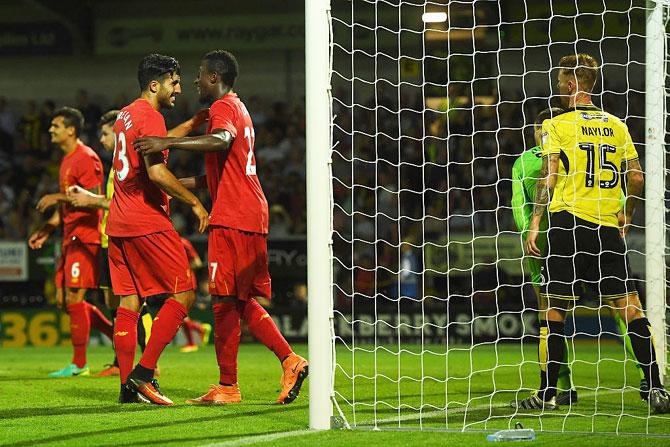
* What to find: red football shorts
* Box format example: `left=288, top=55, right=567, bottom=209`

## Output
left=55, top=239, right=101, bottom=289
left=108, top=230, right=194, bottom=298
left=208, top=226, right=271, bottom=300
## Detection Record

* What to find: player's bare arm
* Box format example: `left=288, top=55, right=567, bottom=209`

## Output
left=620, top=158, right=644, bottom=237
left=66, top=185, right=111, bottom=210
left=143, top=152, right=209, bottom=233
left=36, top=185, right=101, bottom=212
left=179, top=175, right=207, bottom=190
left=134, top=129, right=233, bottom=155
left=166, top=108, right=209, bottom=138
left=35, top=192, right=68, bottom=212
left=525, top=154, right=559, bottom=256
left=28, top=208, right=61, bottom=250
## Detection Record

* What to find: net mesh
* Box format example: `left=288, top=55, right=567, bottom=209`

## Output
left=328, top=0, right=670, bottom=434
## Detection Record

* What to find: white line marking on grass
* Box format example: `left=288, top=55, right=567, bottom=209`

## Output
left=360, top=389, right=637, bottom=426
left=197, top=429, right=318, bottom=447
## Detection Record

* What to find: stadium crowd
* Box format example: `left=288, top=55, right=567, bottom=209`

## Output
left=0, top=92, right=307, bottom=240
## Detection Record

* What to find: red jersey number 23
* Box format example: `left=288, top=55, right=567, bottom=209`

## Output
left=115, top=131, right=130, bottom=181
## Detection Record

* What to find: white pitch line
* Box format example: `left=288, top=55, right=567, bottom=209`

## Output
left=197, top=389, right=662, bottom=446
left=197, top=429, right=318, bottom=447
left=358, top=389, right=639, bottom=426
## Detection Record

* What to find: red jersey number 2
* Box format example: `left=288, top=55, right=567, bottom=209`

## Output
left=244, top=126, right=256, bottom=176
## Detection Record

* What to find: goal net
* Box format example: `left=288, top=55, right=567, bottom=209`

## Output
left=312, top=0, right=670, bottom=435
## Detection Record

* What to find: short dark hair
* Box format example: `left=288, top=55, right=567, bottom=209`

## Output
left=137, top=53, right=181, bottom=91
left=559, top=53, right=599, bottom=92
left=535, top=107, right=564, bottom=126
left=53, top=107, right=84, bottom=137
left=203, top=50, right=239, bottom=88
left=100, top=110, right=119, bottom=127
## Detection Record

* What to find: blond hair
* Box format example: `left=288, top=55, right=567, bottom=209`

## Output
left=559, top=53, right=599, bottom=92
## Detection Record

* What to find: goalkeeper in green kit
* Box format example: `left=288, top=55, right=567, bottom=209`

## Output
left=511, top=107, right=647, bottom=407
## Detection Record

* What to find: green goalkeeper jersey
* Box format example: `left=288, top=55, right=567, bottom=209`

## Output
left=511, top=146, right=547, bottom=235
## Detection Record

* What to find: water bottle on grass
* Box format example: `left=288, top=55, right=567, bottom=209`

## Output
left=487, top=426, right=535, bottom=442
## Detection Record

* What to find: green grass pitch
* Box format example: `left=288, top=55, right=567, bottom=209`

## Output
left=1, top=343, right=669, bottom=446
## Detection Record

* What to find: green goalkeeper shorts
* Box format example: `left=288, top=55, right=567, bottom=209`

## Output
left=524, top=231, right=548, bottom=286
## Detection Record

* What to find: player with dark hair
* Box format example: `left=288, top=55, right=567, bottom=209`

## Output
left=69, top=101, right=209, bottom=376
left=516, top=53, right=670, bottom=412
left=67, top=109, right=125, bottom=376
left=106, top=53, right=209, bottom=404
left=29, top=106, right=113, bottom=377
left=134, top=49, right=308, bottom=405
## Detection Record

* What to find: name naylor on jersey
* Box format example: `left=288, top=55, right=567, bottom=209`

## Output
left=581, top=126, right=614, bottom=137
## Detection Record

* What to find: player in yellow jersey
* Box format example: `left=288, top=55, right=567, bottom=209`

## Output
left=515, top=53, right=669, bottom=413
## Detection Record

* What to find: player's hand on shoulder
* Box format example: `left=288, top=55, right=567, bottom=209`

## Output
left=36, top=194, right=59, bottom=213
left=191, top=201, right=209, bottom=234
left=192, top=108, right=209, bottom=127
left=134, top=136, right=166, bottom=155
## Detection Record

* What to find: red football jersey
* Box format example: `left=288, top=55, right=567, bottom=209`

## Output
left=205, top=93, right=269, bottom=234
left=106, top=99, right=173, bottom=237
left=59, top=143, right=103, bottom=244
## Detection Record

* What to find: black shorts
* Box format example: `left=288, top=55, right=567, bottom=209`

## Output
left=541, top=211, right=637, bottom=301
left=98, top=247, right=111, bottom=289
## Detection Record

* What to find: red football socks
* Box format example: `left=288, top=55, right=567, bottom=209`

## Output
left=67, top=302, right=90, bottom=368
left=239, top=299, right=292, bottom=361
left=213, top=302, right=240, bottom=385
left=114, top=307, right=139, bottom=384
left=138, top=298, right=187, bottom=370
left=86, top=302, right=113, bottom=340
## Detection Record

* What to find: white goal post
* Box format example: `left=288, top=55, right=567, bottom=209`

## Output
left=306, top=0, right=335, bottom=431
left=645, top=0, right=667, bottom=384
left=306, top=0, right=669, bottom=433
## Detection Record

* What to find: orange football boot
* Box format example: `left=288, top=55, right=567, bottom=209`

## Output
left=94, top=365, right=120, bottom=377
left=179, top=344, right=199, bottom=353
left=277, top=353, right=309, bottom=404
left=127, top=374, right=173, bottom=406
left=186, top=384, right=242, bottom=405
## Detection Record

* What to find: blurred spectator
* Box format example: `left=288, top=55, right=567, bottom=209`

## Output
left=290, top=283, right=308, bottom=311
left=111, top=92, right=129, bottom=110
left=264, top=101, right=290, bottom=140
left=269, top=204, right=292, bottom=238
left=75, top=89, right=102, bottom=145
left=39, top=100, right=56, bottom=151
left=17, top=100, right=41, bottom=152
left=0, top=96, right=15, bottom=136
left=388, top=242, right=420, bottom=301
left=247, top=95, right=267, bottom=127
